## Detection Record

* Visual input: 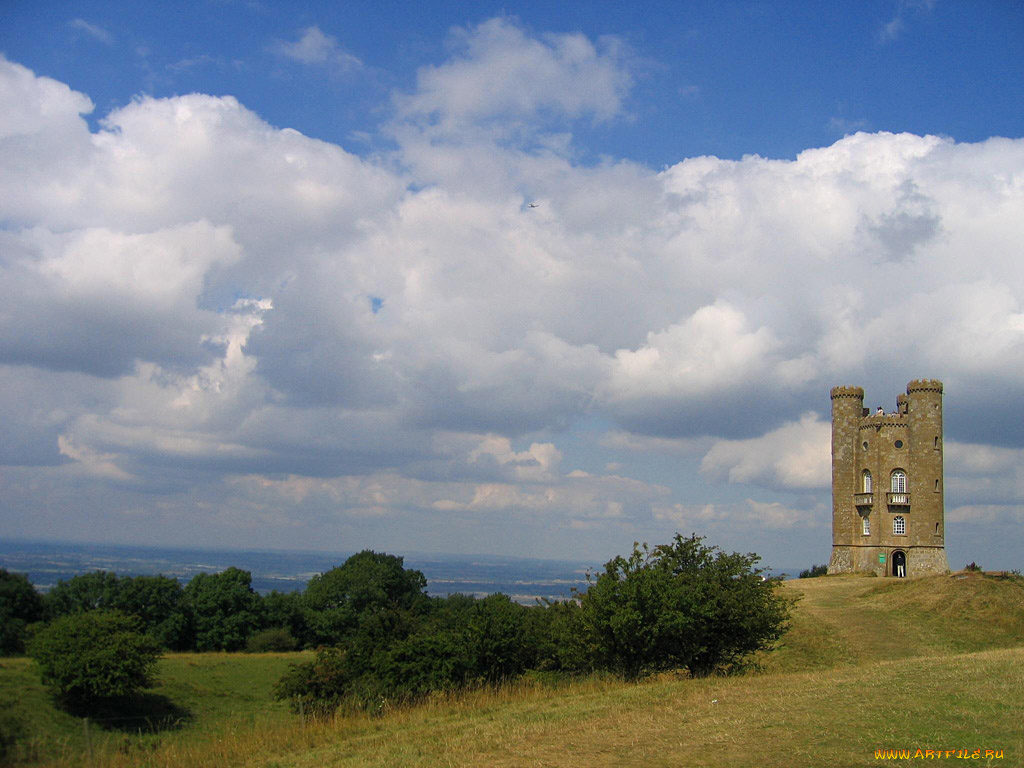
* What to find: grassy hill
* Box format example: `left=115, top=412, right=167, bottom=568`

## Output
left=761, top=570, right=1024, bottom=673
left=2, top=572, right=1022, bottom=767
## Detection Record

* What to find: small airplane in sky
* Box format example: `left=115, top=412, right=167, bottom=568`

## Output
left=528, top=203, right=540, bottom=208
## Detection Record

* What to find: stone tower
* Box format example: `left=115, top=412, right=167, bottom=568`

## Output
left=827, top=379, right=949, bottom=577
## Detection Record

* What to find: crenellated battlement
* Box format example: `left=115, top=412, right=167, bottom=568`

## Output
left=830, top=386, right=865, bottom=399
left=859, top=419, right=907, bottom=429
left=906, top=379, right=943, bottom=394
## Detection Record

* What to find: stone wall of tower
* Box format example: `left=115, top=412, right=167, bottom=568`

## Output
left=905, top=379, right=948, bottom=574
left=828, top=379, right=948, bottom=577
left=827, top=386, right=863, bottom=574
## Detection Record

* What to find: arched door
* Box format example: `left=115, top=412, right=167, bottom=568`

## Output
left=892, top=550, right=906, bottom=578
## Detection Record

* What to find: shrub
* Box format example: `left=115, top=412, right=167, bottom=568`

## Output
left=28, top=611, right=161, bottom=702
left=799, top=564, right=829, bottom=579
left=274, top=591, right=540, bottom=714
left=0, top=569, right=44, bottom=656
left=965, top=562, right=982, bottom=572
left=573, top=534, right=790, bottom=679
left=246, top=626, right=298, bottom=653
left=275, top=632, right=477, bottom=714
left=274, top=647, right=352, bottom=717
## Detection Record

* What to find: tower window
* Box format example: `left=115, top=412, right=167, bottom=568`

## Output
left=894, top=440, right=903, bottom=449
left=934, top=436, right=940, bottom=449
left=935, top=522, right=940, bottom=535
left=891, top=470, right=907, bottom=494
left=893, top=516, right=906, bottom=535
left=934, top=479, right=940, bottom=492
left=862, top=470, right=873, bottom=493
left=863, top=516, right=871, bottom=536
left=862, top=441, right=868, bottom=451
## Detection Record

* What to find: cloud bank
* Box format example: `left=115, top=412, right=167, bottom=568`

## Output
left=1, top=17, right=1022, bottom=559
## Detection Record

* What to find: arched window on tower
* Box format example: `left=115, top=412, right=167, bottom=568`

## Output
left=893, top=516, right=906, bottom=535
left=891, top=470, right=907, bottom=494
left=862, top=516, right=870, bottom=536
left=862, top=470, right=872, bottom=493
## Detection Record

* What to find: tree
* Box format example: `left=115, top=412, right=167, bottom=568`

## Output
left=303, top=551, right=428, bottom=646
left=44, top=571, right=120, bottom=619
left=798, top=564, right=828, bottom=579
left=464, top=593, right=535, bottom=682
left=184, top=568, right=263, bottom=652
left=27, top=611, right=161, bottom=701
left=574, top=534, right=790, bottom=679
left=112, top=575, right=193, bottom=650
left=0, top=569, right=44, bottom=656
left=262, top=590, right=308, bottom=647
left=41, top=571, right=193, bottom=650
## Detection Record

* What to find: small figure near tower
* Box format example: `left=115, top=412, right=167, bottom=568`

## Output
left=828, top=379, right=950, bottom=577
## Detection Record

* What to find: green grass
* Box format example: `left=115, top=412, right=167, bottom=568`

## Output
left=3, top=572, right=1023, bottom=767
left=0, top=652, right=310, bottom=765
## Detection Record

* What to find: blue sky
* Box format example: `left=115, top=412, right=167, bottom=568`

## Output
left=7, top=1, right=1022, bottom=164
left=1, top=1, right=1022, bottom=571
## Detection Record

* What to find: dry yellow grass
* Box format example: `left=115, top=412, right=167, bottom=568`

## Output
left=6, top=574, right=1023, bottom=767
left=265, top=647, right=1023, bottom=768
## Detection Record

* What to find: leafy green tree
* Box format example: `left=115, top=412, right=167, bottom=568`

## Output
left=303, top=551, right=428, bottom=646
left=41, top=571, right=193, bottom=650
left=798, top=564, right=828, bottom=578
left=262, top=590, right=308, bottom=646
left=464, top=593, right=534, bottom=682
left=184, top=568, right=263, bottom=652
left=27, top=611, right=161, bottom=701
left=0, top=569, right=44, bottom=656
left=112, top=575, right=193, bottom=650
left=44, top=571, right=121, bottom=619
left=574, top=534, right=790, bottom=679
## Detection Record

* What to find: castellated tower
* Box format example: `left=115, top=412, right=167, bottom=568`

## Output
left=827, top=380, right=950, bottom=577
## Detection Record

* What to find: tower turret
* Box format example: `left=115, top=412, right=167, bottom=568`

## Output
left=904, top=380, right=948, bottom=573
left=828, top=387, right=864, bottom=574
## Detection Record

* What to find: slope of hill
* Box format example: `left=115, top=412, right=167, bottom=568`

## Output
left=761, top=571, right=1024, bottom=673
left=2, top=572, right=1022, bottom=767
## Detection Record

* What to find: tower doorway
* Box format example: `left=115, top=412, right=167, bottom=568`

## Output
left=892, top=550, right=906, bottom=578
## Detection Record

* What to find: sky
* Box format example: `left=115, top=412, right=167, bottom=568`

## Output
left=1, top=1, right=1022, bottom=572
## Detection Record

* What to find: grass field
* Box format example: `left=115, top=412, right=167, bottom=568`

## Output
left=0, top=651, right=310, bottom=766
left=2, top=572, right=1022, bottom=767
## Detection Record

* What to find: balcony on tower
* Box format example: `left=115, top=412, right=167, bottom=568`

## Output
left=854, top=493, right=873, bottom=510
left=887, top=492, right=910, bottom=510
